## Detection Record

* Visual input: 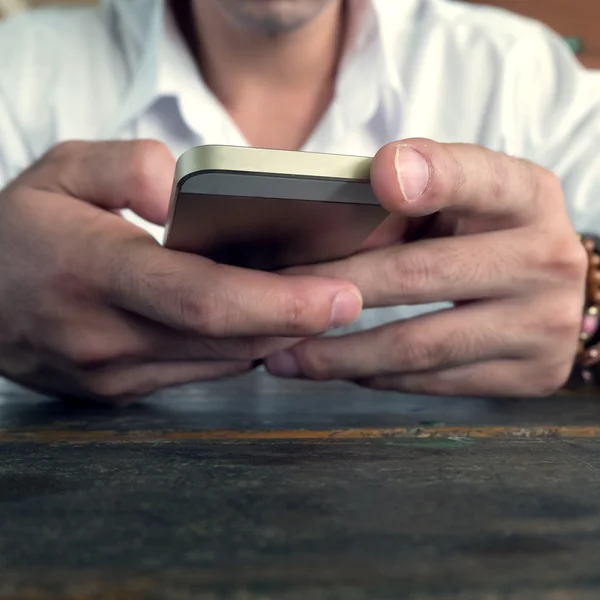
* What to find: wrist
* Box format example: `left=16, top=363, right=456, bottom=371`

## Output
left=569, top=233, right=600, bottom=387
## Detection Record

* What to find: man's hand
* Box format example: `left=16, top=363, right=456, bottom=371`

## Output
left=0, top=140, right=362, bottom=404
left=265, top=139, right=588, bottom=397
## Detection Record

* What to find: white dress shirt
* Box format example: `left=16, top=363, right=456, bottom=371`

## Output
left=1, top=0, right=600, bottom=335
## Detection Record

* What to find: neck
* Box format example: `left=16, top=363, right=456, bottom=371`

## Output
left=187, top=0, right=346, bottom=149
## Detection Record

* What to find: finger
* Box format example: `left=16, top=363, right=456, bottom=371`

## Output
left=100, top=239, right=363, bottom=338
left=142, top=331, right=302, bottom=362
left=371, top=138, right=563, bottom=226
left=41, top=303, right=303, bottom=366
left=286, top=222, right=586, bottom=307
left=79, top=360, right=252, bottom=405
left=355, top=358, right=569, bottom=398
left=285, top=228, right=558, bottom=306
left=265, top=302, right=532, bottom=381
left=358, top=214, right=416, bottom=250
left=115, top=311, right=304, bottom=362
left=27, top=140, right=174, bottom=225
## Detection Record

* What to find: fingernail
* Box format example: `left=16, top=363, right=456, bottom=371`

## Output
left=394, top=145, right=430, bottom=202
left=330, top=290, right=363, bottom=329
left=266, top=351, right=299, bottom=378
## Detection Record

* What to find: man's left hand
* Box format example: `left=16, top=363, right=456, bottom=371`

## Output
left=265, top=139, right=588, bottom=397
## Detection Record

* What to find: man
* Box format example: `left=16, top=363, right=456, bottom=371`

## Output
left=0, top=0, right=595, bottom=403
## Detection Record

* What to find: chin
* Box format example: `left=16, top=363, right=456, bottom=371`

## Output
left=215, top=0, right=338, bottom=35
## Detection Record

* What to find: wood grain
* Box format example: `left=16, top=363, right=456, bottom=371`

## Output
left=2, top=438, right=600, bottom=598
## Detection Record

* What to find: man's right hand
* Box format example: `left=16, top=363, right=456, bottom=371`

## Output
left=0, top=141, right=362, bottom=404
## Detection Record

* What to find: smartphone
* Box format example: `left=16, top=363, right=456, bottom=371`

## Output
left=163, top=145, right=389, bottom=271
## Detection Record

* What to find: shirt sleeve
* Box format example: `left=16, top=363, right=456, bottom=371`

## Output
left=504, top=24, right=600, bottom=233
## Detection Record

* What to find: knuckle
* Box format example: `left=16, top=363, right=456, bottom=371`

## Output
left=492, top=154, right=538, bottom=206
left=32, top=141, right=87, bottom=185
left=80, top=374, right=130, bottom=401
left=47, top=263, right=85, bottom=297
left=394, top=337, right=434, bottom=371
left=543, top=299, right=582, bottom=338
left=178, top=287, right=223, bottom=336
left=526, top=361, right=571, bottom=397
left=556, top=237, right=588, bottom=282
left=56, top=330, right=122, bottom=368
left=444, top=145, right=468, bottom=198
left=413, top=375, right=453, bottom=396
left=390, top=323, right=451, bottom=372
left=536, top=167, right=562, bottom=197
left=549, top=239, right=588, bottom=283
left=486, top=149, right=506, bottom=202
left=44, top=140, right=85, bottom=165
left=298, top=347, right=335, bottom=381
left=127, top=140, right=172, bottom=196
left=526, top=161, right=554, bottom=199
left=530, top=234, right=587, bottom=282
left=382, top=248, right=441, bottom=300
left=279, top=292, right=316, bottom=334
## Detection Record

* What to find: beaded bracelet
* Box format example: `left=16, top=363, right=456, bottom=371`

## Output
left=570, top=234, right=600, bottom=386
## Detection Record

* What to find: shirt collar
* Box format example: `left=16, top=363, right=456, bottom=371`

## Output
left=107, top=0, right=416, bottom=141
left=101, top=0, right=163, bottom=136
left=345, top=0, right=403, bottom=93
left=332, top=0, right=411, bottom=136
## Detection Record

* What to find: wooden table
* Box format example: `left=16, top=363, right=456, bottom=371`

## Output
left=1, top=373, right=600, bottom=599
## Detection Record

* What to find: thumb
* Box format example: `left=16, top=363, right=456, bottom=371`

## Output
left=370, top=139, right=434, bottom=218
left=27, top=140, right=174, bottom=225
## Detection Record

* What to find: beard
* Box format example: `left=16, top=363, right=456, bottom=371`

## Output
left=208, top=0, right=339, bottom=36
